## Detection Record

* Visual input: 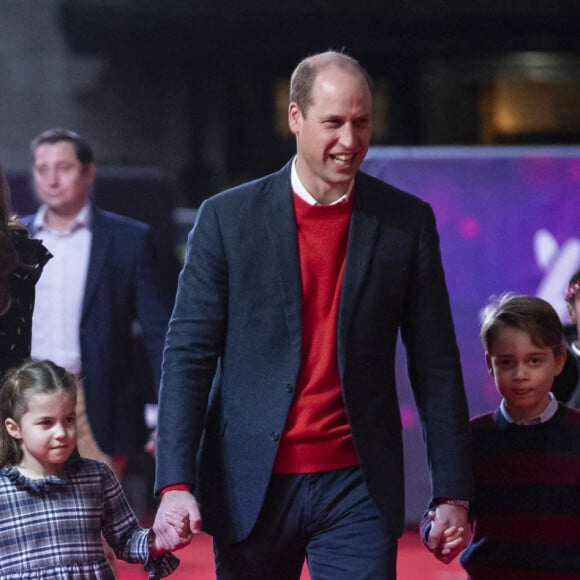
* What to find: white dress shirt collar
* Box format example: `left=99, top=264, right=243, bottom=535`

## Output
left=291, top=156, right=352, bottom=206
left=32, top=204, right=92, bottom=235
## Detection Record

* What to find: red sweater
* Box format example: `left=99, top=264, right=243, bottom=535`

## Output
left=272, top=194, right=358, bottom=473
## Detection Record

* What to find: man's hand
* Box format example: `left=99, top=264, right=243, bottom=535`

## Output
left=426, top=503, right=470, bottom=564
left=153, top=490, right=202, bottom=552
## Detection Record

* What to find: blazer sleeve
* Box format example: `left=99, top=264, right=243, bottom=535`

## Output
left=400, top=202, right=473, bottom=501
left=155, top=200, right=227, bottom=493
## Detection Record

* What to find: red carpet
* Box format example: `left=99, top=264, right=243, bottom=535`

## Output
left=118, top=530, right=465, bottom=579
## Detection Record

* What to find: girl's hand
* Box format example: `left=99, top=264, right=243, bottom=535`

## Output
left=153, top=490, right=200, bottom=552
left=164, top=506, right=192, bottom=539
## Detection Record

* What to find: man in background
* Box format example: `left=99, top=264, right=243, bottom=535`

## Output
left=26, top=128, right=173, bottom=479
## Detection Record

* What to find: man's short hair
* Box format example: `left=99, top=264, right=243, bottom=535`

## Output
left=30, top=128, right=94, bottom=166
left=289, top=50, right=373, bottom=118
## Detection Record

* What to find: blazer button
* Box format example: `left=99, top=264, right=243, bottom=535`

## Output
left=285, top=384, right=294, bottom=394
left=271, top=432, right=280, bottom=442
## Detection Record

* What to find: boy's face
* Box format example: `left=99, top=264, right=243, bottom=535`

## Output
left=486, top=325, right=566, bottom=421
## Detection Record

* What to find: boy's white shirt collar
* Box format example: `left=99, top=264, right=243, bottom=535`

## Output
left=500, top=392, right=558, bottom=425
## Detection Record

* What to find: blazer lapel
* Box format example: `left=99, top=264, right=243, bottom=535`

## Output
left=337, top=185, right=379, bottom=368
left=81, top=208, right=111, bottom=322
left=264, top=168, right=302, bottom=356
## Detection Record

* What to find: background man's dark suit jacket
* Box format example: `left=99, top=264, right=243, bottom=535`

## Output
left=156, top=161, right=472, bottom=542
left=26, top=206, right=174, bottom=455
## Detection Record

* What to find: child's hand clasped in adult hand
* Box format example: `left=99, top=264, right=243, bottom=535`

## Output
left=164, top=506, right=192, bottom=539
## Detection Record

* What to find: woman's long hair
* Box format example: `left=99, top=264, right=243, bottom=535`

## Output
left=0, top=166, right=25, bottom=314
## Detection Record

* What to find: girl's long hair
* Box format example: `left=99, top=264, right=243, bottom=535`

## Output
left=0, top=360, right=78, bottom=466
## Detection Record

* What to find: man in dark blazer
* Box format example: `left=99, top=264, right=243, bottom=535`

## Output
left=153, top=52, right=472, bottom=579
left=26, top=128, right=173, bottom=478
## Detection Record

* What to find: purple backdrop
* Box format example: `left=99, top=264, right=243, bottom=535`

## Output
left=362, top=146, right=580, bottom=522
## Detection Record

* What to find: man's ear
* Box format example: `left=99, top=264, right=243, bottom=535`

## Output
left=288, top=102, right=302, bottom=136
left=83, top=162, right=97, bottom=185
left=4, top=418, right=22, bottom=439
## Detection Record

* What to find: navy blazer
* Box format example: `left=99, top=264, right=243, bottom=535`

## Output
left=27, top=206, right=174, bottom=454
left=156, top=161, right=472, bottom=542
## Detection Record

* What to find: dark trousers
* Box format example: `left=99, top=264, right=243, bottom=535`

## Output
left=214, top=465, right=397, bottom=580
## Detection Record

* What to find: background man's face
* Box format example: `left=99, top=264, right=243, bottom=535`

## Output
left=33, top=141, right=94, bottom=217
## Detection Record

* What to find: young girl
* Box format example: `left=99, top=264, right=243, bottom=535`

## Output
left=0, top=359, right=182, bottom=579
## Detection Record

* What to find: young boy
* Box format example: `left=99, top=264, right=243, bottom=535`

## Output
left=422, top=293, right=580, bottom=578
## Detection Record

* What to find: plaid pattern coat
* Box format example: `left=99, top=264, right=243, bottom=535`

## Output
left=0, top=456, right=178, bottom=579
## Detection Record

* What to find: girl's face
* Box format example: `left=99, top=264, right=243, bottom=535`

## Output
left=5, top=389, right=77, bottom=477
left=486, top=325, right=565, bottom=421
